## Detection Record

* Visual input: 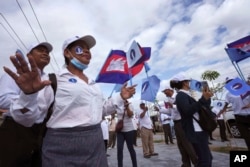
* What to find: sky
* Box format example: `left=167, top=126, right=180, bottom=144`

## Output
left=1, top=0, right=250, bottom=110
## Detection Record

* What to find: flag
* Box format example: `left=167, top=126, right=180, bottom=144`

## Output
left=95, top=50, right=144, bottom=84
left=126, top=40, right=143, bottom=68
left=224, top=77, right=250, bottom=96
left=225, top=48, right=250, bottom=63
left=190, top=79, right=203, bottom=92
left=144, top=62, right=150, bottom=72
left=227, top=35, right=250, bottom=52
left=141, top=75, right=160, bottom=102
left=190, top=80, right=209, bottom=92
left=213, top=100, right=226, bottom=110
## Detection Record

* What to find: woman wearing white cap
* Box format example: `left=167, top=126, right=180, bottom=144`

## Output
left=170, top=73, right=213, bottom=167
left=3, top=35, right=136, bottom=167
left=0, top=42, right=53, bottom=167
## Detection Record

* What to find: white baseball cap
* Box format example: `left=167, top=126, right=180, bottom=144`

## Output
left=27, top=42, right=53, bottom=54
left=62, top=35, right=96, bottom=51
left=172, top=72, right=191, bottom=82
left=160, top=82, right=173, bottom=92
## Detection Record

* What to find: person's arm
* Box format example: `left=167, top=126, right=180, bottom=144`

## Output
left=125, top=103, right=134, bottom=118
left=175, top=92, right=200, bottom=116
left=140, top=107, right=148, bottom=118
left=154, top=105, right=171, bottom=114
left=216, top=102, right=229, bottom=117
left=0, top=73, right=20, bottom=110
left=102, top=83, right=136, bottom=116
left=0, top=109, right=8, bottom=113
left=9, top=84, right=54, bottom=127
left=161, top=114, right=170, bottom=121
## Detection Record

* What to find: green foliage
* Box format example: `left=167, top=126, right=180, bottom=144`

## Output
left=201, top=70, right=222, bottom=99
left=201, top=70, right=220, bottom=81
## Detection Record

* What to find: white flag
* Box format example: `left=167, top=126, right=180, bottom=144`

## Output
left=126, top=40, right=143, bottom=68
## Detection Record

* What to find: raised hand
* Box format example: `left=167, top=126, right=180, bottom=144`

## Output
left=3, top=53, right=51, bottom=94
left=120, top=82, right=137, bottom=100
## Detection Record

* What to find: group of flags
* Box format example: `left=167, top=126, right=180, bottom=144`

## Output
left=95, top=40, right=160, bottom=102
left=224, top=35, right=250, bottom=97
left=225, top=35, right=250, bottom=81
left=95, top=41, right=151, bottom=84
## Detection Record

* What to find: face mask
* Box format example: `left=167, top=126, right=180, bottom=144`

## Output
left=70, top=57, right=88, bottom=70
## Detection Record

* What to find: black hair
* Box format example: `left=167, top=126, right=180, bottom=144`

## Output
left=64, top=42, right=77, bottom=65
left=170, top=80, right=186, bottom=90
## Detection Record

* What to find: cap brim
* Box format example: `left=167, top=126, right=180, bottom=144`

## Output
left=39, top=42, right=53, bottom=52
left=28, top=42, right=53, bottom=53
left=78, top=35, right=96, bottom=49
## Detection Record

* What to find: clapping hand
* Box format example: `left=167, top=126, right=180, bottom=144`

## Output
left=3, top=53, right=51, bottom=94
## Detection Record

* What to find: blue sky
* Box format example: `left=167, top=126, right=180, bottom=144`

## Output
left=1, top=0, right=250, bottom=109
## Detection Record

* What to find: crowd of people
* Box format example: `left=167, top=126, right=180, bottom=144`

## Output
left=0, top=34, right=249, bottom=167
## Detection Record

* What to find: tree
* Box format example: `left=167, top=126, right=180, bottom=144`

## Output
left=201, top=70, right=221, bottom=99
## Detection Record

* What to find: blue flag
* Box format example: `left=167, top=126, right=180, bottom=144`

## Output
left=224, top=77, right=250, bottom=96
left=190, top=79, right=202, bottom=92
left=190, top=79, right=208, bottom=92
left=141, top=75, right=160, bottom=102
left=225, top=48, right=250, bottom=63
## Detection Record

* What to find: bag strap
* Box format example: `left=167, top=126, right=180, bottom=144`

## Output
left=43, top=73, right=57, bottom=124
left=122, top=108, right=126, bottom=120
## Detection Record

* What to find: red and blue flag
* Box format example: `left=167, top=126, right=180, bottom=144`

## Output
left=96, top=48, right=151, bottom=84
left=227, top=35, right=250, bottom=52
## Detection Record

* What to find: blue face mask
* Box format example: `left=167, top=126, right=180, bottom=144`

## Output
left=70, top=57, right=88, bottom=70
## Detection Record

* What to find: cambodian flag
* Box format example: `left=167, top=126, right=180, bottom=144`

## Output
left=227, top=35, right=250, bottom=52
left=95, top=48, right=151, bottom=84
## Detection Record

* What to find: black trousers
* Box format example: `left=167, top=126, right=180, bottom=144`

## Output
left=235, top=115, right=250, bottom=150
left=217, top=119, right=227, bottom=141
left=162, top=123, right=173, bottom=144
left=117, top=130, right=137, bottom=167
left=174, top=120, right=198, bottom=167
left=0, top=117, right=42, bottom=167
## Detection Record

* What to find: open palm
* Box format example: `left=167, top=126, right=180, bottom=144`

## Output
left=3, top=54, right=51, bottom=94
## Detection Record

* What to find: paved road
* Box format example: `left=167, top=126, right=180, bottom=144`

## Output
left=107, top=131, right=247, bottom=167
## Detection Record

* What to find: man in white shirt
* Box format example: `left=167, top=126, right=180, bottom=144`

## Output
left=220, top=77, right=250, bottom=150
left=139, top=102, right=158, bottom=158
left=160, top=112, right=174, bottom=144
left=0, top=42, right=53, bottom=167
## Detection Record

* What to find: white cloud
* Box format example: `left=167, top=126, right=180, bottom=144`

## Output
left=1, top=0, right=250, bottom=100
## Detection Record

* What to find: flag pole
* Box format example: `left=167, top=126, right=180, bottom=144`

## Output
left=109, top=84, right=116, bottom=98
left=232, top=61, right=246, bottom=81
